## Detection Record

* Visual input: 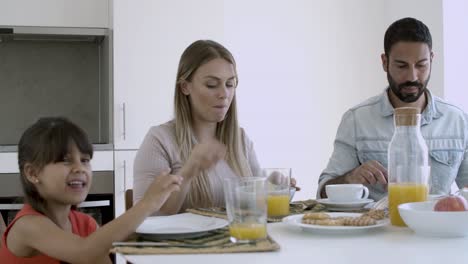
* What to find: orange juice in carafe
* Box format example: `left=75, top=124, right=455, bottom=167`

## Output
left=389, top=183, right=428, bottom=226
left=387, top=107, right=429, bottom=226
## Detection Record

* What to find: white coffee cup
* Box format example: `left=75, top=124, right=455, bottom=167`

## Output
left=326, top=184, right=369, bottom=203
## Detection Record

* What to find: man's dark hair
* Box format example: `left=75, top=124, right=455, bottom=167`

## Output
left=384, top=17, right=432, bottom=57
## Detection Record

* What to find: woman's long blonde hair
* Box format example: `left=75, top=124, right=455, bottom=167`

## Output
left=174, top=40, right=252, bottom=207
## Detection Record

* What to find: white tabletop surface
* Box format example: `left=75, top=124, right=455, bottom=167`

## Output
left=120, top=222, right=468, bottom=264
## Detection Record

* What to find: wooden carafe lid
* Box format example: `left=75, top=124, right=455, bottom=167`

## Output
left=394, top=107, right=420, bottom=126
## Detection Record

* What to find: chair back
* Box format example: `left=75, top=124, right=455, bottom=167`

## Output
left=0, top=215, right=6, bottom=240
left=125, top=189, right=133, bottom=211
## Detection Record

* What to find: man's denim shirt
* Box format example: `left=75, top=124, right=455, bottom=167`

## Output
left=318, top=89, right=468, bottom=201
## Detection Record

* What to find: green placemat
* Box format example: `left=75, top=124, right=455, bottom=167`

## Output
left=187, top=199, right=327, bottom=222
left=111, top=228, right=280, bottom=255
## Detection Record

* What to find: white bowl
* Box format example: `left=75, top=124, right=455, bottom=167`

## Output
left=398, top=201, right=468, bottom=237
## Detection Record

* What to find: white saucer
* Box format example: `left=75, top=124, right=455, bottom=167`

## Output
left=316, top=198, right=374, bottom=210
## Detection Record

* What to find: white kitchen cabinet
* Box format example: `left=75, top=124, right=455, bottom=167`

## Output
left=0, top=0, right=109, bottom=28
left=0, top=153, right=18, bottom=173
left=113, top=150, right=136, bottom=264
left=113, top=150, right=137, bottom=218
left=113, top=0, right=225, bottom=150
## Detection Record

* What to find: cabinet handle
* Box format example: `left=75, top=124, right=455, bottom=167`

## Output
left=78, top=200, right=111, bottom=208
left=123, top=160, right=127, bottom=190
left=122, top=102, right=127, bottom=140
left=0, top=204, right=23, bottom=210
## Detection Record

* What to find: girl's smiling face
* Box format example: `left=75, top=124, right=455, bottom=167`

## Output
left=30, top=143, right=92, bottom=206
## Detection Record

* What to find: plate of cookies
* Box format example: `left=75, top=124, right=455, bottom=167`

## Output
left=282, top=210, right=389, bottom=234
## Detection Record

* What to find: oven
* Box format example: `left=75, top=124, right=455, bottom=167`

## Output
left=0, top=171, right=114, bottom=227
left=0, top=150, right=115, bottom=227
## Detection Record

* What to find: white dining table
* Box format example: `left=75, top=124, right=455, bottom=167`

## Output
left=119, top=222, right=468, bottom=264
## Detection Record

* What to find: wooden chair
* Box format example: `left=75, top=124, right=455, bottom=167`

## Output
left=125, top=189, right=133, bottom=211
left=0, top=215, right=6, bottom=239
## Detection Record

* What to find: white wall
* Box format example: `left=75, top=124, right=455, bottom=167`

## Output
left=443, top=0, right=468, bottom=112
left=225, top=0, right=386, bottom=199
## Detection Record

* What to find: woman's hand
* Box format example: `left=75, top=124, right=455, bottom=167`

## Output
left=183, top=139, right=226, bottom=178
left=157, top=140, right=226, bottom=215
left=291, top=177, right=300, bottom=191
left=267, top=170, right=300, bottom=191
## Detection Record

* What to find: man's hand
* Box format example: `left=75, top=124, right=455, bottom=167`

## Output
left=344, top=160, right=388, bottom=184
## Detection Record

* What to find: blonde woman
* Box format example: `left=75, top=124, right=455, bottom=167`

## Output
left=133, top=40, right=261, bottom=215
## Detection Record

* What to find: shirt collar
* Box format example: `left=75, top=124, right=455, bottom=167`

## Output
left=380, top=88, right=442, bottom=125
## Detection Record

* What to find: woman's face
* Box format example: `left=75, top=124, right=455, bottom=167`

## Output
left=182, top=58, right=237, bottom=124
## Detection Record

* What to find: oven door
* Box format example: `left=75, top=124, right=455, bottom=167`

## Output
left=0, top=170, right=114, bottom=226
left=0, top=195, right=113, bottom=227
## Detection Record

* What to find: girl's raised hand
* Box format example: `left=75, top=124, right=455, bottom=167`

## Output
left=142, top=170, right=183, bottom=211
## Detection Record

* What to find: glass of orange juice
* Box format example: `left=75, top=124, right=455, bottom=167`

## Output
left=264, top=168, right=291, bottom=219
left=224, top=177, right=267, bottom=243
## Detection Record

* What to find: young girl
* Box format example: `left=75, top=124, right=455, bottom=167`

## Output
left=0, top=117, right=182, bottom=263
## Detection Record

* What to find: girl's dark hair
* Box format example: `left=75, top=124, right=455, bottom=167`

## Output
left=384, top=17, right=432, bottom=57
left=18, top=117, right=93, bottom=214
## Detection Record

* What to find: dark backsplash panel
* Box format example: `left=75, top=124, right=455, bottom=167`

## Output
left=0, top=38, right=110, bottom=145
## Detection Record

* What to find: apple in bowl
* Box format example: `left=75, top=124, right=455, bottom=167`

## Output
left=398, top=200, right=468, bottom=237
left=434, top=195, right=468, bottom=212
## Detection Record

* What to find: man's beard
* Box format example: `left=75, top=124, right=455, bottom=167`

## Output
left=387, top=72, right=430, bottom=103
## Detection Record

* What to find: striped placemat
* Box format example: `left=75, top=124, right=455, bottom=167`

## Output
left=187, top=199, right=327, bottom=222
left=111, top=228, right=280, bottom=255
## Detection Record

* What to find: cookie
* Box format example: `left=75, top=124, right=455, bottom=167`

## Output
left=302, top=212, right=330, bottom=220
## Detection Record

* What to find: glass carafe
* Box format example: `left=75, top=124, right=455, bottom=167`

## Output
left=388, top=107, right=429, bottom=226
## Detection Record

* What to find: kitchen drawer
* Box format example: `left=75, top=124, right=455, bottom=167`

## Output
left=0, top=150, right=114, bottom=173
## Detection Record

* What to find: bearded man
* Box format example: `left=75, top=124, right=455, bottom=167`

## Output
left=318, top=17, right=468, bottom=201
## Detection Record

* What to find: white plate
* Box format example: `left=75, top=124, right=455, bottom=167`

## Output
left=317, top=198, right=374, bottom=210
left=282, top=213, right=389, bottom=234
left=136, top=213, right=228, bottom=239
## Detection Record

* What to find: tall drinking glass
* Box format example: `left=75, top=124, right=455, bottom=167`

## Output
left=264, top=168, right=291, bottom=218
left=224, top=177, right=268, bottom=243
